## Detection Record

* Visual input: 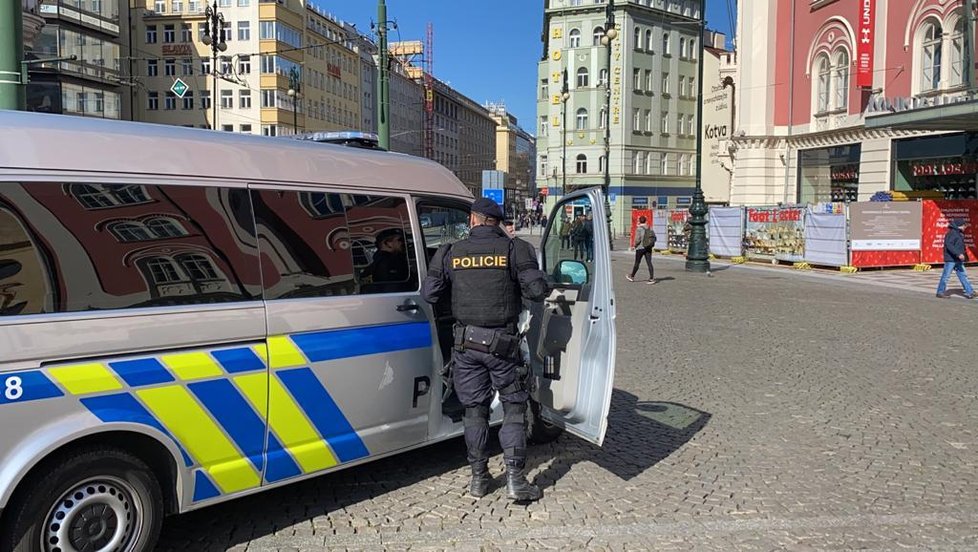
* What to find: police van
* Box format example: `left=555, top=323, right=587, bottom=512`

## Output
left=0, top=112, right=616, bottom=552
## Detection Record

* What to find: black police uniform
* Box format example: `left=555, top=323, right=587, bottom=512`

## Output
left=421, top=201, right=549, bottom=501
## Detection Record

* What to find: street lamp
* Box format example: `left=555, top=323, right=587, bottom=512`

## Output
left=685, top=0, right=710, bottom=273
left=560, top=68, right=570, bottom=193
left=201, top=1, right=227, bottom=130
left=287, top=65, right=301, bottom=134
left=601, top=0, right=618, bottom=249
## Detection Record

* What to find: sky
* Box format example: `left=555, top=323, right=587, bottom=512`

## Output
left=327, top=0, right=735, bottom=134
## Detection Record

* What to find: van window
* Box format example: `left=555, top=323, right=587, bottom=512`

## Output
left=251, top=189, right=358, bottom=299
left=345, top=195, right=419, bottom=294
left=0, top=182, right=261, bottom=316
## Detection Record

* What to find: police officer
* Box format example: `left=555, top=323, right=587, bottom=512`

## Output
left=421, top=198, right=550, bottom=502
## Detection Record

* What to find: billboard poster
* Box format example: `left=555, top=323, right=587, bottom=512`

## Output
left=667, top=209, right=690, bottom=253
left=849, top=202, right=922, bottom=266
left=857, top=0, right=876, bottom=88
left=920, top=200, right=978, bottom=264
left=744, top=206, right=805, bottom=261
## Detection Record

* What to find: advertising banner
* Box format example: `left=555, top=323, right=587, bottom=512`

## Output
left=920, top=200, right=978, bottom=264
left=630, top=209, right=653, bottom=249
left=857, top=0, right=876, bottom=88
left=849, top=202, right=922, bottom=267
left=804, top=209, right=848, bottom=267
left=708, top=207, right=744, bottom=257
left=744, top=206, right=805, bottom=261
left=652, top=209, right=669, bottom=250
left=667, top=209, right=690, bottom=253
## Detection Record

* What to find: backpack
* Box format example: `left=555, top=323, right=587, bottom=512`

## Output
left=640, top=227, right=656, bottom=249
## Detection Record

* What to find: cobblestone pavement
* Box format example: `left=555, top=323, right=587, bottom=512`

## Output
left=157, top=249, right=978, bottom=551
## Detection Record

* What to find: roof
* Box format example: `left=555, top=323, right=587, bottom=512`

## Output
left=0, top=111, right=472, bottom=200
left=863, top=99, right=978, bottom=132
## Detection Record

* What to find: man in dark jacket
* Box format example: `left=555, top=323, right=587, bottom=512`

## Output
left=936, top=218, right=975, bottom=299
left=421, top=198, right=550, bottom=502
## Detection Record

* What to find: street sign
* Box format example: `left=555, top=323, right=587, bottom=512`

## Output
left=609, top=193, right=617, bottom=204
left=170, top=78, right=189, bottom=99
left=481, top=188, right=504, bottom=209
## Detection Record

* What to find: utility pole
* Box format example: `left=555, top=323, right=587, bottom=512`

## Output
left=201, top=1, right=227, bottom=130
left=376, top=0, right=391, bottom=149
left=601, top=0, right=618, bottom=249
left=560, top=68, right=570, bottom=193
left=685, top=0, right=710, bottom=273
left=288, top=65, right=301, bottom=133
left=0, top=0, right=26, bottom=110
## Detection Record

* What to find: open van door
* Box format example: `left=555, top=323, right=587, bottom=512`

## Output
left=526, top=187, right=616, bottom=445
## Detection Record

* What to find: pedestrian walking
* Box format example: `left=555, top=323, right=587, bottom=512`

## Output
left=421, top=198, right=551, bottom=502
left=936, top=218, right=976, bottom=299
left=627, top=216, right=656, bottom=284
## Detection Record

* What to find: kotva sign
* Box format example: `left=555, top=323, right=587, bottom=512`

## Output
left=704, top=124, right=728, bottom=139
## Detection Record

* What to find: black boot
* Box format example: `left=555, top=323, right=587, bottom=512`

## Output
left=469, top=462, right=491, bottom=498
left=505, top=464, right=542, bottom=502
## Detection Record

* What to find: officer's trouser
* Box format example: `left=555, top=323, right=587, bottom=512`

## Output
left=452, top=347, right=529, bottom=469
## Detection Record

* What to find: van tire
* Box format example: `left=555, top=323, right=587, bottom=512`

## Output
left=526, top=399, right=564, bottom=444
left=2, top=447, right=164, bottom=552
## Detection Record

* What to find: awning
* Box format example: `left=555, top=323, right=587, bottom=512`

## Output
left=864, top=99, right=978, bottom=131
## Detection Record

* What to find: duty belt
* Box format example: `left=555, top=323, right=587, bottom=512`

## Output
left=453, top=323, right=520, bottom=358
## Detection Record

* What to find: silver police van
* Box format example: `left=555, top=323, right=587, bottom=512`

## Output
left=0, top=112, right=616, bottom=552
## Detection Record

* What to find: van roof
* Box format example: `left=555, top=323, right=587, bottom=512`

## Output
left=0, top=111, right=473, bottom=200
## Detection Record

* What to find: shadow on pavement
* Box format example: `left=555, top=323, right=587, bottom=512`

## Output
left=527, top=389, right=711, bottom=487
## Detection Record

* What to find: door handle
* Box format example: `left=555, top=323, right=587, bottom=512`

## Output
left=396, top=303, right=421, bottom=312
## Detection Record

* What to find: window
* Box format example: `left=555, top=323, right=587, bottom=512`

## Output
left=689, top=77, right=696, bottom=97
left=540, top=116, right=549, bottom=136
left=690, top=38, right=697, bottom=60
left=154, top=0, right=165, bottom=11
left=261, top=89, right=276, bottom=107
left=71, top=184, right=151, bottom=210
left=198, top=22, right=207, bottom=41
left=182, top=91, right=194, bottom=110
left=238, top=21, right=250, bottom=41
left=240, top=124, right=252, bottom=133
left=260, top=54, right=274, bottom=74
left=181, top=58, right=193, bottom=75
left=201, top=57, right=211, bottom=75
left=222, top=124, right=233, bottom=132
left=164, top=58, right=175, bottom=76
left=576, top=154, right=588, bottom=173
left=599, top=68, right=608, bottom=86
left=633, top=108, right=641, bottom=130
left=147, top=59, right=158, bottom=77
left=576, top=107, right=589, bottom=130
left=662, top=153, right=671, bottom=175
left=922, top=21, right=942, bottom=91
left=220, top=56, right=231, bottom=75
left=634, top=151, right=644, bottom=174
left=238, top=0, right=250, bottom=5
left=600, top=106, right=608, bottom=128
left=680, top=37, right=687, bottom=58
left=218, top=0, right=230, bottom=6
left=663, top=32, right=671, bottom=55
left=645, top=69, right=654, bottom=92
left=221, top=21, right=232, bottom=42
left=816, top=54, right=830, bottom=113
left=188, top=0, right=200, bottom=12
left=147, top=91, right=159, bottom=110
left=680, top=75, right=687, bottom=97
left=661, top=111, right=669, bottom=134
left=633, top=26, right=641, bottom=50
left=181, top=23, right=192, bottom=42
left=569, top=28, right=581, bottom=48
left=163, top=24, right=175, bottom=43
left=239, top=89, right=251, bottom=108
left=146, top=25, right=157, bottom=44
left=599, top=155, right=606, bottom=173
left=221, top=89, right=233, bottom=109
left=200, top=90, right=211, bottom=110
left=662, top=73, right=670, bottom=95
left=834, top=49, right=849, bottom=110
left=633, top=68, right=641, bottom=89
left=540, top=155, right=548, bottom=177
left=164, top=92, right=176, bottom=110
left=416, top=204, right=470, bottom=251
left=593, top=26, right=604, bottom=46
left=577, top=67, right=589, bottom=88
left=262, top=125, right=277, bottom=136
left=179, top=254, right=220, bottom=281
left=645, top=109, right=653, bottom=132
left=645, top=29, right=653, bottom=51
left=540, top=78, right=549, bottom=99
left=951, top=17, right=965, bottom=86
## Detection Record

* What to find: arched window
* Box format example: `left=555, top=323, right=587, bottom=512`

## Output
left=71, top=184, right=115, bottom=209
left=569, top=28, right=581, bottom=48
left=663, top=32, right=671, bottom=55
left=110, top=222, right=153, bottom=242
left=680, top=37, right=687, bottom=58
left=645, top=29, right=653, bottom=51
left=576, top=107, right=589, bottom=130
left=922, top=21, right=943, bottom=91
left=633, top=26, right=641, bottom=50
left=647, top=152, right=656, bottom=174
left=690, top=38, right=697, bottom=60
left=577, top=67, right=589, bottom=88
left=599, top=106, right=608, bottom=128
left=634, top=151, right=643, bottom=173
left=178, top=254, right=220, bottom=281
left=143, top=257, right=182, bottom=284
left=951, top=16, right=965, bottom=86
left=816, top=54, right=830, bottom=113
left=593, top=26, right=605, bottom=46
left=145, top=217, right=186, bottom=238
left=599, top=68, right=609, bottom=86
left=834, top=49, right=849, bottom=110
left=575, top=154, right=588, bottom=173
left=599, top=155, right=606, bottom=173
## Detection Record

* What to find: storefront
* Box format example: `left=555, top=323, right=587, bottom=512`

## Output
left=797, top=144, right=861, bottom=204
left=892, top=133, right=978, bottom=200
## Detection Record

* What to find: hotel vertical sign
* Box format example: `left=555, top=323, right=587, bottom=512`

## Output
left=857, top=0, right=876, bottom=88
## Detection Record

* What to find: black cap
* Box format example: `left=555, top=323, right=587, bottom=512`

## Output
left=374, top=227, right=404, bottom=244
left=471, top=197, right=504, bottom=220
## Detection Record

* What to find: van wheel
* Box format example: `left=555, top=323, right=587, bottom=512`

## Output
left=2, top=447, right=163, bottom=552
left=526, top=399, right=564, bottom=444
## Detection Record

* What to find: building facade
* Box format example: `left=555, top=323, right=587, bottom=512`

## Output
left=732, top=0, right=978, bottom=206
left=28, top=0, right=128, bottom=119
left=487, top=102, right=537, bottom=214
left=538, top=0, right=702, bottom=232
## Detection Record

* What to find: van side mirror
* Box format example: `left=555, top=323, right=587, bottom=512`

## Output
left=554, top=260, right=588, bottom=285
